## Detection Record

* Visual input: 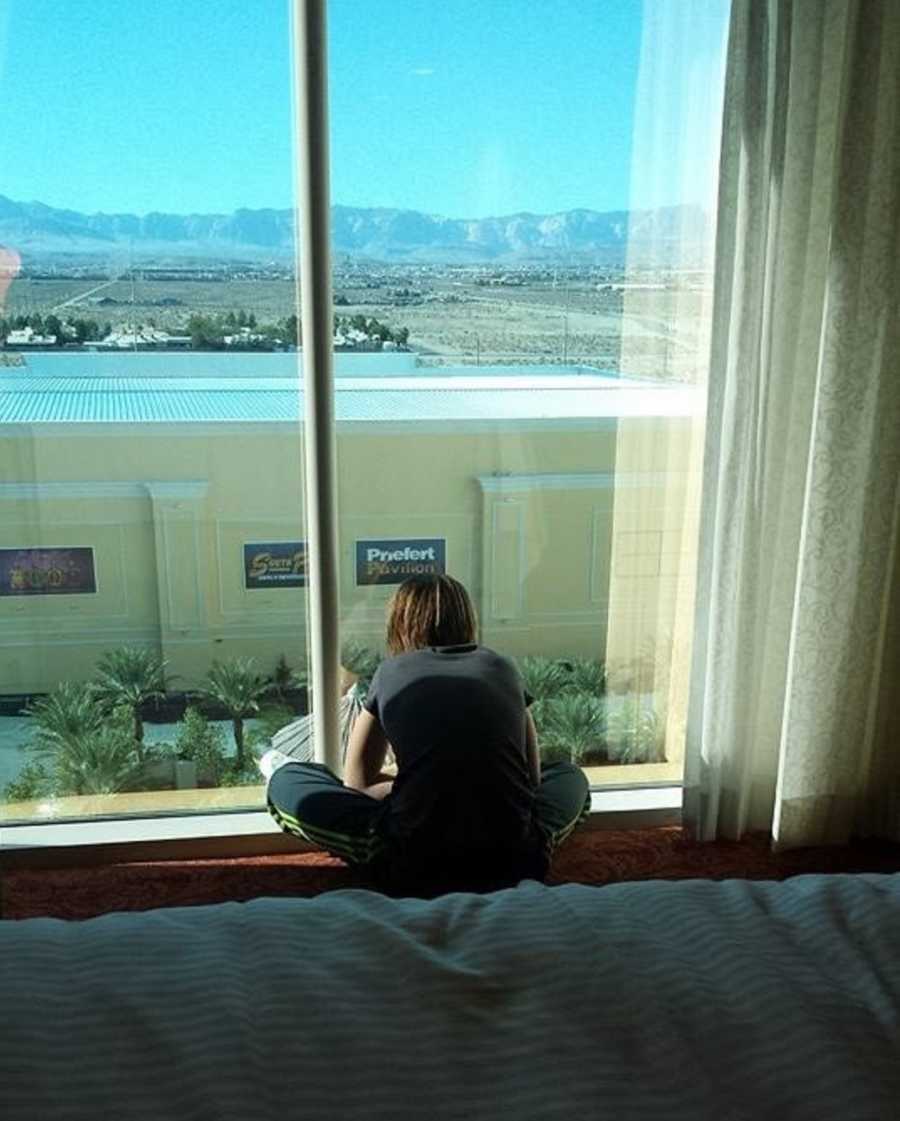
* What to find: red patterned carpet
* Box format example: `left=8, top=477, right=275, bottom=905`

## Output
left=3, top=827, right=900, bottom=921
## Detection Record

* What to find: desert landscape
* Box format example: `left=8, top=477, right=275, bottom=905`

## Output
left=0, top=198, right=715, bottom=380
left=3, top=264, right=712, bottom=381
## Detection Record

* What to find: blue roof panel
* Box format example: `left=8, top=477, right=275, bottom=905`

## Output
left=0, top=371, right=698, bottom=425
left=0, top=356, right=694, bottom=425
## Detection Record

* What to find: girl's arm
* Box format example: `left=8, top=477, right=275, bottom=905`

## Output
left=344, top=709, right=394, bottom=800
left=525, top=709, right=541, bottom=788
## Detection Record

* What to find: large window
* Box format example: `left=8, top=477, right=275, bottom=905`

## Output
left=0, top=0, right=728, bottom=829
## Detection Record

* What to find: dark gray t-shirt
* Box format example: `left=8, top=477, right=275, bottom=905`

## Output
left=364, top=644, right=539, bottom=858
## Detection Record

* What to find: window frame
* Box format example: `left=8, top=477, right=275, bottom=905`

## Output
left=1, top=786, right=683, bottom=869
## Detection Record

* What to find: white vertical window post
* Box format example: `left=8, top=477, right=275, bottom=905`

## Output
left=292, top=0, right=342, bottom=773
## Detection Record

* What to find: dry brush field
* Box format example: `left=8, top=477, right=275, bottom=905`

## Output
left=6, top=272, right=711, bottom=381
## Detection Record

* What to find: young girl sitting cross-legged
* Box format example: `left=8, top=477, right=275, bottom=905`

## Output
left=263, top=574, right=591, bottom=898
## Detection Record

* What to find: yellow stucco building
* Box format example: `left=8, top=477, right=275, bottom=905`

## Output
left=0, top=353, right=698, bottom=718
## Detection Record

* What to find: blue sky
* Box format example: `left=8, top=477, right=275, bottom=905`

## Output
left=0, top=0, right=729, bottom=219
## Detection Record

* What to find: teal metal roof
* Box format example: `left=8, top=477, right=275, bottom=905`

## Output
left=0, top=358, right=697, bottom=425
left=0, top=372, right=696, bottom=424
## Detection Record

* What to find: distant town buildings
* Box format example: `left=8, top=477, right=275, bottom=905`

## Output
left=222, top=328, right=273, bottom=348
left=89, top=325, right=191, bottom=350
left=333, top=326, right=370, bottom=349
left=5, top=326, right=57, bottom=347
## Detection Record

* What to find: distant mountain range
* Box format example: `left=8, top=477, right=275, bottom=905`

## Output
left=0, top=195, right=708, bottom=265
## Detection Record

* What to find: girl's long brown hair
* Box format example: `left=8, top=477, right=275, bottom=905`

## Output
left=385, top=575, right=478, bottom=655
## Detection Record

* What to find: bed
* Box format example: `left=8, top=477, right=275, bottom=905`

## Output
left=2, top=874, right=899, bottom=1120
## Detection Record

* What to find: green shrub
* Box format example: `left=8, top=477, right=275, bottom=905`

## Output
left=3, top=761, right=53, bottom=803
left=561, top=657, right=607, bottom=696
left=532, top=707, right=573, bottom=766
left=174, top=707, right=227, bottom=784
left=604, top=699, right=666, bottom=764
left=51, top=722, right=142, bottom=796
left=533, top=693, right=607, bottom=764
left=220, top=760, right=265, bottom=787
left=26, top=681, right=103, bottom=756
left=517, top=657, right=568, bottom=701
left=25, top=696, right=141, bottom=797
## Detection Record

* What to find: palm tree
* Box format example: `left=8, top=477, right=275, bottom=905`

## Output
left=271, top=653, right=307, bottom=702
left=605, top=699, right=666, bottom=764
left=562, top=657, right=608, bottom=697
left=529, top=699, right=572, bottom=765
left=27, top=685, right=140, bottom=796
left=517, top=656, right=568, bottom=702
left=203, top=657, right=271, bottom=770
left=52, top=724, right=142, bottom=796
left=27, top=680, right=103, bottom=756
left=92, top=647, right=168, bottom=761
left=536, top=693, right=607, bottom=765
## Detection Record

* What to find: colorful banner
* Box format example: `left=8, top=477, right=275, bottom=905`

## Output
left=243, top=542, right=307, bottom=588
left=0, top=547, right=96, bottom=596
left=356, top=538, right=446, bottom=586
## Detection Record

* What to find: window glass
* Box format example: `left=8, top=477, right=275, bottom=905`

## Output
left=329, top=0, right=729, bottom=787
left=0, top=1, right=309, bottom=823
left=0, top=0, right=729, bottom=827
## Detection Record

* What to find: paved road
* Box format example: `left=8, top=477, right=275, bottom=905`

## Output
left=51, top=278, right=119, bottom=312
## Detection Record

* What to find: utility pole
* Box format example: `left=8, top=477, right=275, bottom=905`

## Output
left=130, top=240, right=137, bottom=352
left=563, top=278, right=570, bottom=364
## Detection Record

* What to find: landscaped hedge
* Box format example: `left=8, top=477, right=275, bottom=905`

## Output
left=2, top=646, right=666, bottom=804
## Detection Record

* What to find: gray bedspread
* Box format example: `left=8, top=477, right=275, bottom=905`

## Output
left=2, top=874, right=899, bottom=1120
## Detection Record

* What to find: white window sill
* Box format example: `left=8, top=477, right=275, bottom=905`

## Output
left=1, top=787, right=682, bottom=868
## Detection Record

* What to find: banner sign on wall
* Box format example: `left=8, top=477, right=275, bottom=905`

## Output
left=356, top=538, right=446, bottom=586
left=243, top=542, right=307, bottom=589
left=0, top=547, right=97, bottom=596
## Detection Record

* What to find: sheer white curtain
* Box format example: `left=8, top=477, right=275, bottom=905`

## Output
left=684, top=0, right=900, bottom=848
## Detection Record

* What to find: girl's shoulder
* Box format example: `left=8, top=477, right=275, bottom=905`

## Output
left=473, top=645, right=520, bottom=674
